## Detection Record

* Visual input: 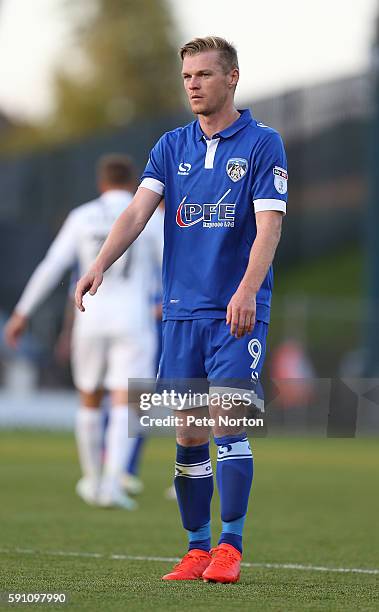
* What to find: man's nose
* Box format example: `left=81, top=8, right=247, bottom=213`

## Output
left=189, top=77, right=200, bottom=89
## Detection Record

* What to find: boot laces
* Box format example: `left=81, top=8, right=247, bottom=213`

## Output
left=210, top=546, right=238, bottom=568
left=172, top=550, right=208, bottom=571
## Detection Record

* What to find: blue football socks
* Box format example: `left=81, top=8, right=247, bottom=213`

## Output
left=214, top=433, right=253, bottom=553
left=174, top=442, right=213, bottom=552
left=127, top=434, right=145, bottom=476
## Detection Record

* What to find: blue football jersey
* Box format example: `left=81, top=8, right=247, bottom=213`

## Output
left=141, top=109, right=287, bottom=323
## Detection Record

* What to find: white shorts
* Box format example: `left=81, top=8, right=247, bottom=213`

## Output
left=71, top=332, right=156, bottom=393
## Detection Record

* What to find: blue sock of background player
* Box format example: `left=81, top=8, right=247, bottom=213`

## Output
left=175, top=442, right=214, bottom=552
left=213, top=432, right=253, bottom=553
left=127, top=434, right=146, bottom=475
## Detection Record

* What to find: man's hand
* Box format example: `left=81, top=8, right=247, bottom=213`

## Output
left=4, top=312, right=28, bottom=348
left=226, top=285, right=256, bottom=338
left=75, top=266, right=104, bottom=312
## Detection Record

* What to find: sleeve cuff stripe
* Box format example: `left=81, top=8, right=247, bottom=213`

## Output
left=140, top=178, right=165, bottom=196
left=254, top=198, right=287, bottom=215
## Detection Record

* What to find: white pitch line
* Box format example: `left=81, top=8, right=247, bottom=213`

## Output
left=0, top=548, right=378, bottom=576
left=243, top=562, right=379, bottom=575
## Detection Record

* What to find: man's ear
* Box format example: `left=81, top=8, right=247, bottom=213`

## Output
left=229, top=68, right=239, bottom=88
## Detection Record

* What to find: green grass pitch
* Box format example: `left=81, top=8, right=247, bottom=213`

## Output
left=0, top=431, right=378, bottom=611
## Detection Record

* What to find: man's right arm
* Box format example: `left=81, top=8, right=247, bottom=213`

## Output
left=75, top=186, right=161, bottom=311
left=4, top=210, right=79, bottom=348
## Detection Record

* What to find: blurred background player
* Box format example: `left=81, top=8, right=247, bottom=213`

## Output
left=55, top=231, right=164, bottom=497
left=4, top=154, right=163, bottom=509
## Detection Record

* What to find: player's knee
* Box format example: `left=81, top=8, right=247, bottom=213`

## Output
left=176, top=435, right=209, bottom=447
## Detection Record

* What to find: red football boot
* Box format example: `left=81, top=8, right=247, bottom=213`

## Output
left=162, top=549, right=212, bottom=580
left=202, top=543, right=242, bottom=583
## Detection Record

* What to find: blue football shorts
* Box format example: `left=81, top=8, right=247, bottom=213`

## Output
left=157, top=318, right=268, bottom=411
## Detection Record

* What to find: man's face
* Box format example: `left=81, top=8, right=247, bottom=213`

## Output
left=181, top=50, right=238, bottom=116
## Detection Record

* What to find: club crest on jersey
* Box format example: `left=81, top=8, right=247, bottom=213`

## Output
left=273, top=166, right=288, bottom=194
left=226, top=158, right=248, bottom=182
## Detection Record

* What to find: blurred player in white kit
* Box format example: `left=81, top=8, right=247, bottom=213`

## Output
left=4, top=154, right=163, bottom=509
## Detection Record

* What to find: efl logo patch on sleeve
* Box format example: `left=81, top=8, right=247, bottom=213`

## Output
left=273, top=166, right=288, bottom=194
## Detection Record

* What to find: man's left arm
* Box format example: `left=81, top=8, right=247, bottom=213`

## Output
left=226, top=210, right=282, bottom=338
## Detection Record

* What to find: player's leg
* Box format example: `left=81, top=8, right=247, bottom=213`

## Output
left=99, top=332, right=156, bottom=508
left=71, top=335, right=107, bottom=505
left=203, top=319, right=268, bottom=583
left=123, top=329, right=156, bottom=493
left=123, top=433, right=146, bottom=495
left=174, top=405, right=212, bottom=545
left=75, top=389, right=104, bottom=505
left=163, top=407, right=213, bottom=580
left=159, top=320, right=214, bottom=580
left=98, top=387, right=137, bottom=509
left=120, top=382, right=151, bottom=494
left=100, top=395, right=146, bottom=495
left=123, top=313, right=162, bottom=492
left=203, top=411, right=251, bottom=583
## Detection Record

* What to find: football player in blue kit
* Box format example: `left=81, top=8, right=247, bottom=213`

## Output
left=75, top=36, right=287, bottom=583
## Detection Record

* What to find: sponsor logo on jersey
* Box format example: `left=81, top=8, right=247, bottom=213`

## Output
left=177, top=162, right=192, bottom=176
left=273, top=166, right=288, bottom=194
left=176, top=189, right=236, bottom=228
left=226, top=158, right=248, bottom=182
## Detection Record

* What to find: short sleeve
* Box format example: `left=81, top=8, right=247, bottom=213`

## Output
left=140, top=135, right=166, bottom=196
left=251, top=131, right=288, bottom=215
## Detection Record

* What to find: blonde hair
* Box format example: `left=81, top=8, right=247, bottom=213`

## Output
left=179, top=36, right=239, bottom=73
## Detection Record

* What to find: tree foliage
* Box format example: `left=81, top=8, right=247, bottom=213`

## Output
left=51, top=0, right=183, bottom=139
